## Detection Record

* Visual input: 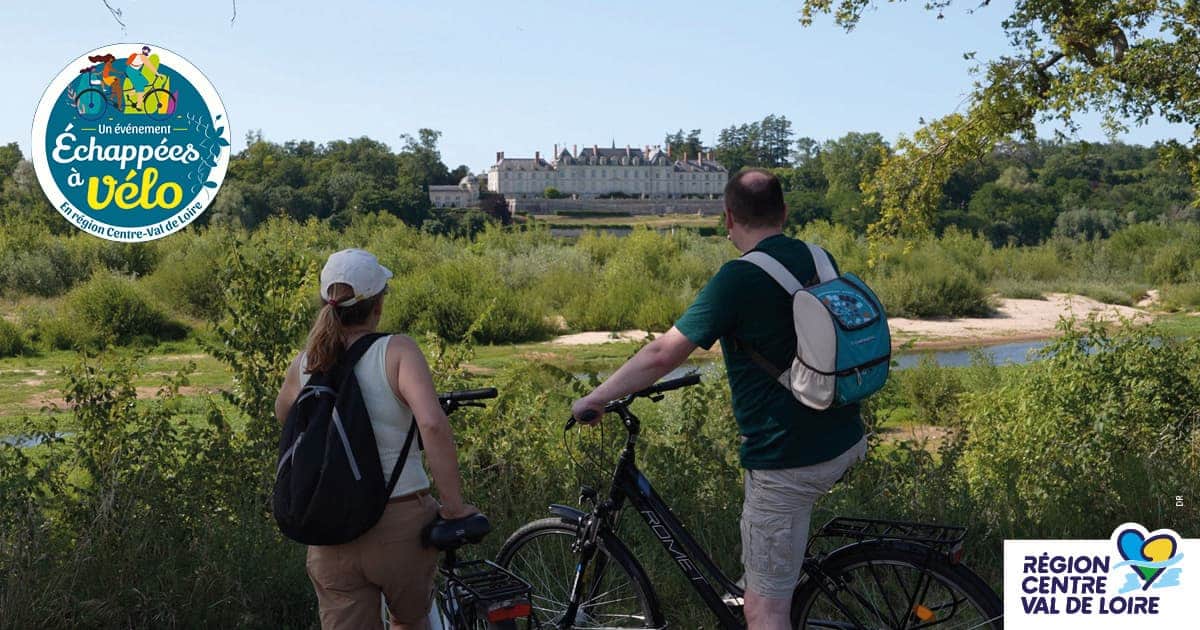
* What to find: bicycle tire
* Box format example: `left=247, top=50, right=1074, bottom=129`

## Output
left=142, top=88, right=176, bottom=121
left=496, top=518, right=664, bottom=629
left=75, top=88, right=107, bottom=120
left=791, top=541, right=1003, bottom=630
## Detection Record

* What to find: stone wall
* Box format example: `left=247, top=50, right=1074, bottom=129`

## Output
left=510, top=198, right=725, bottom=216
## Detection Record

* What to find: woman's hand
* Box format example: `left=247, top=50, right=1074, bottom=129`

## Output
left=438, top=501, right=479, bottom=520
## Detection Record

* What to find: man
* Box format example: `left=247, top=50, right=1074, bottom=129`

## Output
left=571, top=168, right=868, bottom=630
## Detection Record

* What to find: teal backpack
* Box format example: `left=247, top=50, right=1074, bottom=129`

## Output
left=736, top=243, right=890, bottom=410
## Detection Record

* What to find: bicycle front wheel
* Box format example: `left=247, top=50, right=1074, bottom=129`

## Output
left=792, top=541, right=1003, bottom=630
left=496, top=518, right=663, bottom=629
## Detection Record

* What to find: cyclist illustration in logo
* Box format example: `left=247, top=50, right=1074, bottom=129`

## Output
left=71, top=45, right=177, bottom=121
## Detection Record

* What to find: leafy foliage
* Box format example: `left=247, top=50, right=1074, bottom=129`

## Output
left=798, top=0, right=1200, bottom=241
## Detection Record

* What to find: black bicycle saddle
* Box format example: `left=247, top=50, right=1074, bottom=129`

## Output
left=424, top=513, right=492, bottom=551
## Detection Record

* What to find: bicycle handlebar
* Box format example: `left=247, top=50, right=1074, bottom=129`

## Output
left=635, top=372, right=701, bottom=398
left=438, top=388, right=498, bottom=404
left=566, top=372, right=702, bottom=430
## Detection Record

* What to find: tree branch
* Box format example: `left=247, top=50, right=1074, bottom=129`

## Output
left=1110, top=24, right=1128, bottom=63
left=101, top=0, right=125, bottom=29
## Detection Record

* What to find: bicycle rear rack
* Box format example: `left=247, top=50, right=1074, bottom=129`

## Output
left=446, top=559, right=532, bottom=605
left=814, top=516, right=966, bottom=550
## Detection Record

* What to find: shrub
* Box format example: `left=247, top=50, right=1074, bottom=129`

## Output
left=1161, top=283, right=1200, bottom=311
left=874, top=265, right=992, bottom=318
left=63, top=272, right=188, bottom=346
left=1146, top=241, right=1198, bottom=285
left=895, top=355, right=965, bottom=426
left=145, top=226, right=238, bottom=321
left=958, top=319, right=1200, bottom=534
left=0, top=318, right=27, bottom=357
left=382, top=255, right=552, bottom=344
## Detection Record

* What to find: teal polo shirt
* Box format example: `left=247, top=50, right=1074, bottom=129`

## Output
left=674, top=234, right=864, bottom=469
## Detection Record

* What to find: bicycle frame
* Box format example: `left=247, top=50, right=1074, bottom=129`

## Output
left=564, top=403, right=745, bottom=628
left=561, top=401, right=887, bottom=630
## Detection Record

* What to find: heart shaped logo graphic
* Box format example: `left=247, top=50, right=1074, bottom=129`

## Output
left=1117, top=527, right=1179, bottom=588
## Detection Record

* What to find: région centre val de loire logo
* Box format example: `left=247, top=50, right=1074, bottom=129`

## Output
left=31, top=44, right=229, bottom=242
left=1005, top=522, right=1196, bottom=628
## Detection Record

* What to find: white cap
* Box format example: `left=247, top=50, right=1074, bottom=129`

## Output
left=319, top=249, right=393, bottom=307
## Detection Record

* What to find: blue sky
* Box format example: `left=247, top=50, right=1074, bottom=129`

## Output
left=3, top=0, right=1193, bottom=173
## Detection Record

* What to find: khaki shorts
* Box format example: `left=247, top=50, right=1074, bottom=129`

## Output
left=306, top=492, right=440, bottom=628
left=740, top=437, right=868, bottom=599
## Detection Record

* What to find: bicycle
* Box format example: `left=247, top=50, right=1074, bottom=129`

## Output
left=74, top=67, right=175, bottom=122
left=413, top=387, right=536, bottom=630
left=494, top=374, right=1004, bottom=629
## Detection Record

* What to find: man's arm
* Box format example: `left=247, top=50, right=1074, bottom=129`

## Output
left=571, top=327, right=697, bottom=423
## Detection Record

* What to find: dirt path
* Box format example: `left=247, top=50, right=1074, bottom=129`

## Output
left=549, top=293, right=1153, bottom=350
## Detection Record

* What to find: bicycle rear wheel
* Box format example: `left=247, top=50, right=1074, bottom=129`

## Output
left=75, top=88, right=106, bottom=120
left=792, top=541, right=1003, bottom=630
left=496, top=518, right=663, bottom=629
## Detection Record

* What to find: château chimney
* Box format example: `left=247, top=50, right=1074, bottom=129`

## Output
left=554, top=143, right=558, bottom=157
left=573, top=144, right=578, bottom=158
left=496, top=151, right=504, bottom=162
left=535, top=151, right=541, bottom=163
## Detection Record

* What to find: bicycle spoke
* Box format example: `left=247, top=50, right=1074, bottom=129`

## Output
left=500, top=524, right=656, bottom=629
left=800, top=559, right=1000, bottom=630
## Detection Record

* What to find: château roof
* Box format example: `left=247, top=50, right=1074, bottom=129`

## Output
left=491, top=144, right=726, bottom=171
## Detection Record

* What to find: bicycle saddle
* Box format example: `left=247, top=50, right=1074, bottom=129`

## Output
left=424, top=513, right=491, bottom=551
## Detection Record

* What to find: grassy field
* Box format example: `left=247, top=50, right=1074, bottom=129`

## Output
left=0, top=336, right=713, bottom=436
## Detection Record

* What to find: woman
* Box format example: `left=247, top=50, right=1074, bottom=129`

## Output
left=275, top=248, right=475, bottom=629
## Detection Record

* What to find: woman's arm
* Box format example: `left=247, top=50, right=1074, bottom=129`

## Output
left=391, top=335, right=475, bottom=519
left=274, top=354, right=303, bottom=426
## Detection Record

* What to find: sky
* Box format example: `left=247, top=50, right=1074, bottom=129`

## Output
left=2, top=0, right=1194, bottom=174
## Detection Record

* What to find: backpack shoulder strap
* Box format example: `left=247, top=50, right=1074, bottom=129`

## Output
left=806, top=243, right=838, bottom=284
left=737, top=251, right=803, bottom=295
left=340, top=332, right=389, bottom=371
left=731, top=251, right=799, bottom=379
left=385, top=421, right=418, bottom=496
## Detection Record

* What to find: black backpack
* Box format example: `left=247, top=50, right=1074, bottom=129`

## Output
left=272, top=333, right=418, bottom=545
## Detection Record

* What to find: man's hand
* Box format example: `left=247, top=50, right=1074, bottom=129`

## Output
left=568, top=328, right=698, bottom=426
left=571, top=395, right=606, bottom=425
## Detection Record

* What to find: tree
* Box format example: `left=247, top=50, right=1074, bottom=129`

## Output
left=0, top=143, right=21, bottom=184
left=758, top=114, right=795, bottom=167
left=820, top=132, right=889, bottom=197
left=799, top=0, right=1200, bottom=242
left=398, top=128, right=451, bottom=186
left=664, top=129, right=704, bottom=159
left=714, top=124, right=754, bottom=174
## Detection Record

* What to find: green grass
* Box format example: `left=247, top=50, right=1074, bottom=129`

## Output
left=0, top=338, right=233, bottom=434
left=1154, top=312, right=1200, bottom=337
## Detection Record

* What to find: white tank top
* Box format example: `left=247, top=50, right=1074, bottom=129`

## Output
left=299, top=336, right=430, bottom=498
